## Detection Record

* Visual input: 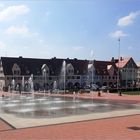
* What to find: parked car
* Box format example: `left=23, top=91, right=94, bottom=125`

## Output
left=84, top=85, right=91, bottom=93
left=90, top=84, right=99, bottom=91
left=100, top=86, right=108, bottom=92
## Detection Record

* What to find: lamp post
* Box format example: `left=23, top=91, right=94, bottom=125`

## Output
left=131, top=63, right=134, bottom=91
left=125, top=68, right=127, bottom=91
left=90, top=50, right=94, bottom=88
left=117, top=38, right=121, bottom=95
left=63, top=61, right=66, bottom=94
left=92, top=60, right=94, bottom=86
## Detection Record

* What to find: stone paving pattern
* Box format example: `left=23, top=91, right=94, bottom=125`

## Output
left=0, top=91, right=140, bottom=140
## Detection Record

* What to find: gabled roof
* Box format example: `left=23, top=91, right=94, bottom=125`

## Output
left=1, top=57, right=89, bottom=76
left=93, top=60, right=117, bottom=75
left=107, top=65, right=112, bottom=70
left=116, top=57, right=131, bottom=68
left=116, top=57, right=137, bottom=68
left=1, top=56, right=118, bottom=76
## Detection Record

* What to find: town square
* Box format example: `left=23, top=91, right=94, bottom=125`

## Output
left=0, top=0, right=140, bottom=139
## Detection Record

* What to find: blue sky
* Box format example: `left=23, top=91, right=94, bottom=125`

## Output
left=0, top=0, right=140, bottom=62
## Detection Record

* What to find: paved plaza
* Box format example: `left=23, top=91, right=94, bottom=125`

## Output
left=0, top=91, right=140, bottom=140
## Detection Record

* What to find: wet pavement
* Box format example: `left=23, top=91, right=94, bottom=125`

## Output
left=0, top=91, right=140, bottom=139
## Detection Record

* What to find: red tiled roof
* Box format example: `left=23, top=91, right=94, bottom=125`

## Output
left=116, top=57, right=131, bottom=68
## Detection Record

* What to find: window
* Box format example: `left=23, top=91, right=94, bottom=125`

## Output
left=41, top=64, right=49, bottom=76
left=83, top=70, right=86, bottom=74
left=14, top=70, right=20, bottom=75
left=77, top=76, right=80, bottom=79
left=12, top=63, right=21, bottom=75
left=77, top=70, right=79, bottom=74
left=26, top=70, right=30, bottom=74
left=66, top=63, right=74, bottom=75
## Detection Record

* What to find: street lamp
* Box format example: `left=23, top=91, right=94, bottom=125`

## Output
left=117, top=38, right=121, bottom=95
left=131, top=63, right=134, bottom=91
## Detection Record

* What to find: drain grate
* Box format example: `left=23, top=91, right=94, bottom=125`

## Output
left=128, top=126, right=140, bottom=130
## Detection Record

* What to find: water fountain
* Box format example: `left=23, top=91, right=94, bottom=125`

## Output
left=89, top=50, right=95, bottom=96
left=10, top=79, right=15, bottom=97
left=17, top=76, right=25, bottom=98
left=0, top=60, right=138, bottom=125
left=0, top=91, right=137, bottom=119
left=11, top=79, right=15, bottom=91
left=28, top=74, right=34, bottom=96
left=43, top=69, right=46, bottom=93
left=0, top=82, right=2, bottom=92
left=22, top=76, right=25, bottom=92
left=53, top=81, right=58, bottom=93
left=59, top=60, right=66, bottom=93
left=8, top=85, right=11, bottom=93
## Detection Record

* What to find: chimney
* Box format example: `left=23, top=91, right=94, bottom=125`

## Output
left=120, top=57, right=123, bottom=61
left=111, top=57, right=114, bottom=62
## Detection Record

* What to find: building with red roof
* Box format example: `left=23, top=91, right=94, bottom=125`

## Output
left=1, top=56, right=138, bottom=92
left=113, top=57, right=138, bottom=88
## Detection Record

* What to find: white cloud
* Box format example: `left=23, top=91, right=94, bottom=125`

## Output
left=0, top=4, right=4, bottom=9
left=0, top=41, right=6, bottom=48
left=0, top=5, right=29, bottom=21
left=117, top=11, right=140, bottom=26
left=4, top=25, right=38, bottom=37
left=109, top=30, right=128, bottom=38
left=5, top=25, right=29, bottom=35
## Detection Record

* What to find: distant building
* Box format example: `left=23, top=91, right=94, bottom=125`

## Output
left=114, top=57, right=138, bottom=88
left=0, top=59, right=4, bottom=91
left=88, top=60, right=118, bottom=88
left=136, top=61, right=140, bottom=87
left=0, top=56, right=119, bottom=91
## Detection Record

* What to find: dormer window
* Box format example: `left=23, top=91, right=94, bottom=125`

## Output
left=12, top=63, right=21, bottom=75
left=83, top=70, right=86, bottom=74
left=77, top=70, right=79, bottom=74
left=41, top=64, right=49, bottom=76
left=66, top=63, right=74, bottom=75
left=107, top=65, right=114, bottom=76
left=88, top=63, right=95, bottom=75
left=26, top=70, right=30, bottom=74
